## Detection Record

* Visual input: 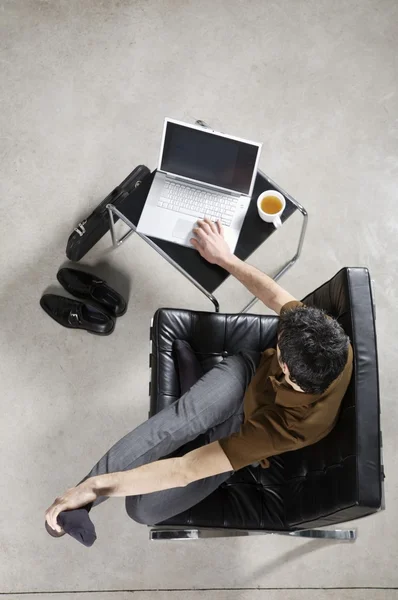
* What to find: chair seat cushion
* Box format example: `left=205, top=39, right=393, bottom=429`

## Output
left=160, top=458, right=288, bottom=530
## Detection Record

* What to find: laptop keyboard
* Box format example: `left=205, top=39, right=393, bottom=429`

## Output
left=158, top=181, right=237, bottom=227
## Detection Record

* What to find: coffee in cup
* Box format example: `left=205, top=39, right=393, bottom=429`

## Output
left=257, top=190, right=285, bottom=229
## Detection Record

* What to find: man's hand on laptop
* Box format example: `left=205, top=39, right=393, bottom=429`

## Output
left=191, top=218, right=233, bottom=267
left=191, top=218, right=296, bottom=314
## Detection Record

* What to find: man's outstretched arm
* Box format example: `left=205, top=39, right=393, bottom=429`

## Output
left=191, top=219, right=296, bottom=314
left=45, top=442, right=232, bottom=532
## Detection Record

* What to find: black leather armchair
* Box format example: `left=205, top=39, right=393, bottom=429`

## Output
left=146, top=267, right=384, bottom=541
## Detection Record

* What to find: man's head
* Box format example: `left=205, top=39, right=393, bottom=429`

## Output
left=276, top=305, right=350, bottom=395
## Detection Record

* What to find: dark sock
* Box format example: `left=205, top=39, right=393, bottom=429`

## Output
left=173, top=340, right=204, bottom=395
left=58, top=508, right=97, bottom=547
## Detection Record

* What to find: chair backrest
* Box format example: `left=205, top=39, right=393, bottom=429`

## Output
left=283, top=267, right=382, bottom=527
left=149, top=309, right=280, bottom=416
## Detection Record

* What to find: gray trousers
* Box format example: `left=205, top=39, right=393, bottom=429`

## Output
left=82, top=351, right=260, bottom=525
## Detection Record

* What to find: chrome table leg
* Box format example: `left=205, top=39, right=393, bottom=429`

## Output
left=107, top=204, right=220, bottom=311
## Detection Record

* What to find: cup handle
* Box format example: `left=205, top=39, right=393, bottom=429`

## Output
left=273, top=215, right=282, bottom=229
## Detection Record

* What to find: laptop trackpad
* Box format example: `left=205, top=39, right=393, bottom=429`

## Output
left=172, top=219, right=195, bottom=243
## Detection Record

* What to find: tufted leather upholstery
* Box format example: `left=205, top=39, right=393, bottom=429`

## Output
left=148, top=268, right=383, bottom=531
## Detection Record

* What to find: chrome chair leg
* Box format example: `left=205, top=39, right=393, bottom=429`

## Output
left=149, top=526, right=356, bottom=542
left=287, top=528, right=356, bottom=541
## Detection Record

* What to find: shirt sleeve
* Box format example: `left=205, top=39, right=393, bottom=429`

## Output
left=218, top=407, right=302, bottom=471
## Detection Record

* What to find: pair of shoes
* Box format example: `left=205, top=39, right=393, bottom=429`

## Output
left=40, top=268, right=127, bottom=336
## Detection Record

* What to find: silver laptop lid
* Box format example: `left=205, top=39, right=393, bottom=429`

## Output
left=158, top=118, right=262, bottom=197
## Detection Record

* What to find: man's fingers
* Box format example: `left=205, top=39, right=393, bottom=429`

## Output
left=46, top=510, right=55, bottom=531
left=203, top=217, right=218, bottom=233
left=216, top=220, right=224, bottom=236
left=52, top=510, right=63, bottom=532
left=46, top=503, right=64, bottom=533
left=192, top=226, right=206, bottom=241
left=48, top=508, right=57, bottom=531
left=197, top=219, right=212, bottom=234
left=52, top=508, right=63, bottom=532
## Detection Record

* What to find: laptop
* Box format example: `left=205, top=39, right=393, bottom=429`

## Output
left=136, top=119, right=262, bottom=252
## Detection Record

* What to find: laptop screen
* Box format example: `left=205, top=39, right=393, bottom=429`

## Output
left=160, top=122, right=260, bottom=195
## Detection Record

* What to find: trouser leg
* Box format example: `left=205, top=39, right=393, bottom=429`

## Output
left=125, top=407, right=244, bottom=525
left=80, top=351, right=260, bottom=508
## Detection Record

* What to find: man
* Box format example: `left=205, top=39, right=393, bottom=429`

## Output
left=46, top=218, right=352, bottom=546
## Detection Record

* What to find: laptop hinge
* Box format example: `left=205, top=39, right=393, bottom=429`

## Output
left=165, top=173, right=241, bottom=197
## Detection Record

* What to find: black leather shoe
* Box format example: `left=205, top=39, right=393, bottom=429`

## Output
left=40, top=294, right=115, bottom=335
left=57, top=268, right=127, bottom=317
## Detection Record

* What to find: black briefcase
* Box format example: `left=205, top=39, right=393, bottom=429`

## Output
left=66, top=165, right=151, bottom=262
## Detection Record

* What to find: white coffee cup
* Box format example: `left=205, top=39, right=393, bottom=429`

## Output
left=257, top=190, right=286, bottom=229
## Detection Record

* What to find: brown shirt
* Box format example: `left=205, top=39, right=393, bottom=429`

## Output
left=219, top=300, right=353, bottom=471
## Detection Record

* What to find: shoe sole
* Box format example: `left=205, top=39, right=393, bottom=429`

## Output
left=40, top=297, right=116, bottom=336
left=114, top=304, right=127, bottom=318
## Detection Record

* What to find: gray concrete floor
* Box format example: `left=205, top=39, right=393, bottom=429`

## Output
left=1, top=0, right=397, bottom=597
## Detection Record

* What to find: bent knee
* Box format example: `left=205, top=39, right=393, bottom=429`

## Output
left=222, top=351, right=260, bottom=386
left=125, top=496, right=163, bottom=526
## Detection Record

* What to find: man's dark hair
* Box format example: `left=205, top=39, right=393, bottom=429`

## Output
left=277, top=305, right=350, bottom=395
